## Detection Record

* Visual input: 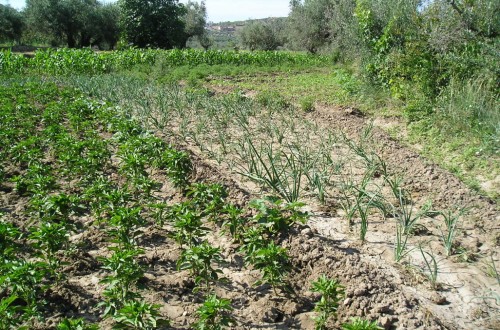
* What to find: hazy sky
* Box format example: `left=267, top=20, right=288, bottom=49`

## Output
left=1, top=0, right=291, bottom=22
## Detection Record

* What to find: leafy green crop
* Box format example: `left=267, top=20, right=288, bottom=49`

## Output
left=194, top=294, right=234, bottom=330
left=311, top=275, right=345, bottom=329
left=177, top=242, right=224, bottom=292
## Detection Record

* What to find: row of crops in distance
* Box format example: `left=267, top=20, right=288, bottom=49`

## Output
left=0, top=48, right=331, bottom=75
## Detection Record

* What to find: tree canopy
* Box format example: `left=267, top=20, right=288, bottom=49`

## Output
left=239, top=19, right=286, bottom=51
left=118, top=0, right=187, bottom=49
left=0, top=4, right=24, bottom=43
left=24, top=0, right=120, bottom=48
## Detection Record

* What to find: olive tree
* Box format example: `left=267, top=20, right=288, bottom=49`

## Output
left=24, top=0, right=120, bottom=48
left=119, top=0, right=188, bottom=49
left=0, top=4, right=24, bottom=43
left=239, top=19, right=286, bottom=51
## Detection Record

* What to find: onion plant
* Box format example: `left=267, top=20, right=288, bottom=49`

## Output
left=438, top=208, right=467, bottom=256
left=394, top=224, right=412, bottom=262
left=235, top=138, right=303, bottom=203
left=418, top=243, right=439, bottom=290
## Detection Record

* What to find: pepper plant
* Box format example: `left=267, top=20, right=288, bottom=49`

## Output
left=311, top=275, right=345, bottom=329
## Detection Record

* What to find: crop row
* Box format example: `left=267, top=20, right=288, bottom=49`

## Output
left=0, top=48, right=331, bottom=76
left=0, top=82, right=380, bottom=329
left=65, top=75, right=475, bottom=289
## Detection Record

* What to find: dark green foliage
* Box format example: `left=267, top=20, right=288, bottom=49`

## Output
left=0, top=4, right=24, bottom=43
left=119, top=0, right=187, bottom=49
left=183, top=0, right=207, bottom=45
left=24, top=0, right=120, bottom=48
left=288, top=0, right=333, bottom=53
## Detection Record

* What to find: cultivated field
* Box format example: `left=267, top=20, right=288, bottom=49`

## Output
left=0, top=49, right=498, bottom=329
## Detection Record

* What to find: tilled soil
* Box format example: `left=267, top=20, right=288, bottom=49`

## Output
left=2, top=82, right=498, bottom=329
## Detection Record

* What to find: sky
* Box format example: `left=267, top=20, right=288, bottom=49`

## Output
left=1, top=0, right=291, bottom=23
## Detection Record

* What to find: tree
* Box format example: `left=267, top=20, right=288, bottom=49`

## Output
left=0, top=4, right=24, bottom=43
left=94, top=4, right=121, bottom=49
left=119, top=0, right=187, bottom=49
left=24, top=0, right=120, bottom=48
left=198, top=32, right=213, bottom=50
left=287, top=0, right=332, bottom=53
left=239, top=19, right=285, bottom=51
left=183, top=0, right=207, bottom=42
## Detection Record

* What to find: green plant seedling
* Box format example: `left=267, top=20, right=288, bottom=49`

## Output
left=240, top=226, right=267, bottom=264
left=418, top=244, right=439, bottom=290
left=107, top=206, right=146, bottom=248
left=98, top=247, right=145, bottom=317
left=0, top=221, right=22, bottom=262
left=57, top=318, right=99, bottom=330
left=113, top=300, right=168, bottom=329
left=0, top=259, right=52, bottom=319
left=250, top=242, right=291, bottom=294
left=29, top=221, right=70, bottom=273
left=221, top=204, right=246, bottom=242
left=159, top=148, right=192, bottom=187
left=177, top=241, right=224, bottom=292
left=148, top=202, right=169, bottom=226
left=311, top=275, right=345, bottom=330
left=31, top=193, right=84, bottom=221
left=250, top=197, right=308, bottom=234
left=194, top=294, right=234, bottom=330
left=187, top=182, right=228, bottom=218
left=438, top=208, right=467, bottom=256
left=342, top=317, right=383, bottom=330
left=168, top=202, right=209, bottom=247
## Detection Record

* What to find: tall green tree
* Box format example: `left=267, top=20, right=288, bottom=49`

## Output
left=287, top=0, right=332, bottom=53
left=239, top=19, right=286, bottom=51
left=119, top=0, right=187, bottom=49
left=0, top=4, right=24, bottom=43
left=24, top=0, right=120, bottom=48
left=183, top=0, right=206, bottom=41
